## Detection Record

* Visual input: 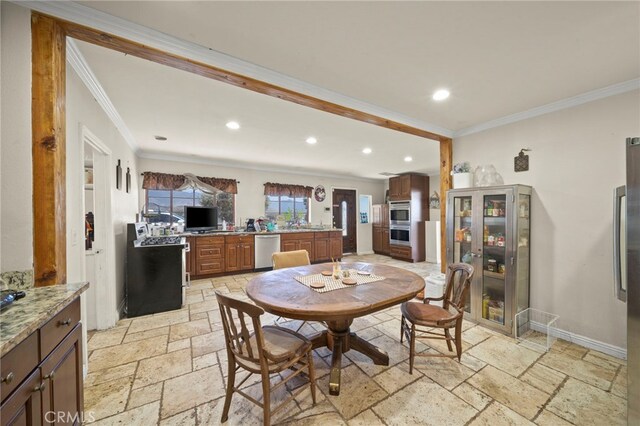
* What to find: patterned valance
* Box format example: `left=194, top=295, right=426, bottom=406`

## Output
left=142, top=172, right=238, bottom=194
left=264, top=182, right=313, bottom=198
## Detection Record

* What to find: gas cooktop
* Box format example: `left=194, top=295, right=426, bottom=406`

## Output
left=137, top=236, right=185, bottom=247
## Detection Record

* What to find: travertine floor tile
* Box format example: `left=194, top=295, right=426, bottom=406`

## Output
left=282, top=412, right=347, bottom=425
left=91, top=401, right=160, bottom=426
left=127, top=310, right=190, bottom=334
left=159, top=408, right=196, bottom=426
left=133, top=348, right=192, bottom=388
left=467, top=366, right=549, bottom=420
left=168, top=318, right=211, bottom=341
left=467, top=336, right=540, bottom=377
left=127, top=382, right=163, bottom=410
left=413, top=355, right=475, bottom=390
left=167, top=337, right=190, bottom=353
left=347, top=409, right=383, bottom=426
left=161, top=366, right=226, bottom=418
left=611, top=366, right=627, bottom=399
left=534, top=409, right=573, bottom=426
left=520, top=363, right=566, bottom=395
left=546, top=378, right=626, bottom=425
left=469, top=401, right=534, bottom=425
left=84, top=376, right=133, bottom=421
left=452, top=382, right=492, bottom=411
left=122, top=325, right=169, bottom=344
left=539, top=351, right=616, bottom=391
left=88, top=327, right=127, bottom=350
left=372, top=379, right=477, bottom=425
left=188, top=298, right=220, bottom=314
left=462, top=325, right=495, bottom=345
left=318, top=364, right=388, bottom=419
left=85, top=361, right=137, bottom=387
left=191, top=330, right=226, bottom=357
left=373, top=361, right=422, bottom=394
left=89, top=335, right=167, bottom=372
left=583, top=351, right=623, bottom=370
left=460, top=353, right=488, bottom=372
left=193, top=352, right=218, bottom=370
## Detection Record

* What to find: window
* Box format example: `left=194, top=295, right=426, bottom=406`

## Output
left=265, top=195, right=309, bottom=223
left=146, top=188, right=234, bottom=225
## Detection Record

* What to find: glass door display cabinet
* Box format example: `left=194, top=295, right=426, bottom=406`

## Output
left=446, top=184, right=531, bottom=335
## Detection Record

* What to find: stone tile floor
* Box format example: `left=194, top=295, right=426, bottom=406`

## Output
left=84, top=254, right=627, bottom=425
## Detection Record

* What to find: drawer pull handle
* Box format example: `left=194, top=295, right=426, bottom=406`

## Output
left=59, top=318, right=72, bottom=326
left=1, top=372, right=14, bottom=384
left=44, top=371, right=56, bottom=381
left=33, top=381, right=46, bottom=392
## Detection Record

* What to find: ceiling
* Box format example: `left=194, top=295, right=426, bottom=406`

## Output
left=74, top=40, right=440, bottom=180
left=77, top=1, right=640, bottom=131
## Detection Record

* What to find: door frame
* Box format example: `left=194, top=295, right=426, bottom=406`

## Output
left=80, top=125, right=118, bottom=329
left=331, top=187, right=359, bottom=254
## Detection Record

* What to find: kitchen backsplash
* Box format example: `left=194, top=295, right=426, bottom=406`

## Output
left=0, top=269, right=34, bottom=290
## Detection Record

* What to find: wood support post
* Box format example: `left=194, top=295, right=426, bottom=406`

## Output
left=439, top=137, right=453, bottom=273
left=32, top=13, right=67, bottom=286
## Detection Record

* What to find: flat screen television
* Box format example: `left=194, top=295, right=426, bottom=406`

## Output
left=185, top=206, right=218, bottom=232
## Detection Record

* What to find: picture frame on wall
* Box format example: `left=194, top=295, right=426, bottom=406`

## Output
left=116, top=159, right=122, bottom=190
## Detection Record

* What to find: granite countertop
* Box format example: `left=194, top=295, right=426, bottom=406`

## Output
left=0, top=282, right=89, bottom=357
left=181, top=228, right=342, bottom=237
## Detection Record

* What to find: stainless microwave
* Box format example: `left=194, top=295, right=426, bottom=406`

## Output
left=389, top=202, right=411, bottom=226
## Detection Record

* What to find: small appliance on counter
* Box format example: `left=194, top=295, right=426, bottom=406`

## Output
left=246, top=218, right=257, bottom=232
left=0, top=289, right=26, bottom=310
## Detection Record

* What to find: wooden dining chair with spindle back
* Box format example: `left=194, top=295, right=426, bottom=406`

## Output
left=400, top=263, right=475, bottom=373
left=216, top=292, right=317, bottom=425
left=271, top=250, right=317, bottom=332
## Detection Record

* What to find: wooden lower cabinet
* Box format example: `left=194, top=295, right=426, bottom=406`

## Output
left=280, top=233, right=315, bottom=261
left=381, top=228, right=390, bottom=254
left=1, top=298, right=83, bottom=426
left=390, top=244, right=412, bottom=260
left=330, top=231, right=343, bottom=260
left=195, top=236, right=225, bottom=275
left=314, top=237, right=330, bottom=262
left=373, top=227, right=390, bottom=255
left=225, top=235, right=255, bottom=273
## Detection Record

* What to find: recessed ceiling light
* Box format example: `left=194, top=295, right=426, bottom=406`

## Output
left=432, top=89, right=450, bottom=101
left=154, top=135, right=167, bottom=141
left=362, top=148, right=372, bottom=154
left=226, top=121, right=240, bottom=130
left=306, top=137, right=317, bottom=145
left=404, top=156, right=413, bottom=162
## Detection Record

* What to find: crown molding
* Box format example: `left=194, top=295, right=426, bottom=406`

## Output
left=137, top=151, right=385, bottom=183
left=66, top=38, right=139, bottom=153
left=454, top=78, right=640, bottom=138
left=15, top=0, right=453, bottom=139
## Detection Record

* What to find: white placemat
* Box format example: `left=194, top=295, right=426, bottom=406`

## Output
left=294, top=269, right=385, bottom=293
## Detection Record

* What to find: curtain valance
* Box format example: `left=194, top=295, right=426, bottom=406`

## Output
left=264, top=182, right=313, bottom=198
left=142, top=172, right=238, bottom=194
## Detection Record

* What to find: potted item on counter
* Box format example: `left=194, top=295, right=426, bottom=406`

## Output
left=451, top=162, right=473, bottom=189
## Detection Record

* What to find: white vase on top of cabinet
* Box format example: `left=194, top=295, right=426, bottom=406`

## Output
left=445, top=184, right=532, bottom=335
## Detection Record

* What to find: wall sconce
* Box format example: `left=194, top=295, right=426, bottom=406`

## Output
left=514, top=148, right=531, bottom=172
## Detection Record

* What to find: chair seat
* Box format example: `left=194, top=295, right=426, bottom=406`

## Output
left=401, top=301, right=456, bottom=327
left=239, top=325, right=312, bottom=372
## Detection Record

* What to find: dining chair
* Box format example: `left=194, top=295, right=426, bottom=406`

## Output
left=216, top=292, right=317, bottom=426
left=400, top=263, right=474, bottom=374
left=271, top=250, right=316, bottom=332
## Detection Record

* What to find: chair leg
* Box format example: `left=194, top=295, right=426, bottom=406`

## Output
left=409, top=324, right=416, bottom=375
left=221, top=355, right=236, bottom=423
left=307, top=351, right=317, bottom=404
left=444, top=328, right=453, bottom=352
left=400, top=316, right=405, bottom=344
left=261, top=370, right=271, bottom=426
left=455, top=322, right=463, bottom=361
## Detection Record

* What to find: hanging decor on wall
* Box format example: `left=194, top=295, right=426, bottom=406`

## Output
left=514, top=148, right=531, bottom=172
left=429, top=191, right=440, bottom=209
left=126, top=167, right=131, bottom=193
left=314, top=185, right=326, bottom=202
left=116, top=159, right=122, bottom=190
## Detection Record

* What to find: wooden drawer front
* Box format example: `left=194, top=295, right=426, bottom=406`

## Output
left=329, top=231, right=342, bottom=239
left=297, top=233, right=314, bottom=241
left=197, top=244, right=224, bottom=259
left=390, top=245, right=412, bottom=259
left=314, top=232, right=329, bottom=239
left=39, top=298, right=80, bottom=361
left=280, top=233, right=303, bottom=241
left=196, top=236, right=224, bottom=245
left=225, top=235, right=254, bottom=244
left=197, top=260, right=225, bottom=275
left=1, top=332, right=38, bottom=402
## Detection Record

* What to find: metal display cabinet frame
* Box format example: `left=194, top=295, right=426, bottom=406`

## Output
left=446, top=184, right=532, bottom=335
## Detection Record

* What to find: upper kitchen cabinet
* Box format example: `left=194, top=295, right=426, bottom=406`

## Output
left=389, top=174, right=413, bottom=201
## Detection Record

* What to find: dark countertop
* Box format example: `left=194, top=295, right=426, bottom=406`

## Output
left=0, top=282, right=89, bottom=357
left=181, top=228, right=342, bottom=237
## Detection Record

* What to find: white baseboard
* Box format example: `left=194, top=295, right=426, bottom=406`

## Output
left=357, top=251, right=375, bottom=256
left=529, top=321, right=626, bottom=360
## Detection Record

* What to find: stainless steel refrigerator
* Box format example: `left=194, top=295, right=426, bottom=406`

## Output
left=614, top=136, right=639, bottom=423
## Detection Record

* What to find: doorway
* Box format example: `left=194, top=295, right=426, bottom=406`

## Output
left=81, top=126, right=117, bottom=330
left=332, top=189, right=357, bottom=254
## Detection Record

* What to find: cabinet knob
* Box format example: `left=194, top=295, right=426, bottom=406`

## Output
left=33, top=381, right=46, bottom=392
left=59, top=318, right=72, bottom=326
left=1, top=372, right=14, bottom=384
left=44, top=371, right=56, bottom=381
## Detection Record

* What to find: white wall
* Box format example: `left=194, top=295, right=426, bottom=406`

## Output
left=453, top=90, right=640, bottom=349
left=66, top=67, right=139, bottom=309
left=137, top=157, right=385, bottom=254
left=1, top=3, right=32, bottom=273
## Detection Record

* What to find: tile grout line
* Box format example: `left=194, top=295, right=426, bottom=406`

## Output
left=530, top=375, right=574, bottom=425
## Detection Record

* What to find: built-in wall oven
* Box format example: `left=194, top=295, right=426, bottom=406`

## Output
left=390, top=202, right=411, bottom=226
left=390, top=226, right=411, bottom=246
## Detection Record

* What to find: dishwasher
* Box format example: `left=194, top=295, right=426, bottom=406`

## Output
left=254, top=234, right=281, bottom=269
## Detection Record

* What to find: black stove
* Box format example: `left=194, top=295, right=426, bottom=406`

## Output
left=138, top=236, right=184, bottom=247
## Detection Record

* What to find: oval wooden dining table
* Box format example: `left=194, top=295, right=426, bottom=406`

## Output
left=246, top=262, right=424, bottom=395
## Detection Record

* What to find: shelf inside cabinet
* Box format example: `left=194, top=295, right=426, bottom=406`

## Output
left=483, top=270, right=505, bottom=280
left=483, top=245, right=505, bottom=251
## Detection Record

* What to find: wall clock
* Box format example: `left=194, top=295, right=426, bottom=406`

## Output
left=314, top=185, right=326, bottom=202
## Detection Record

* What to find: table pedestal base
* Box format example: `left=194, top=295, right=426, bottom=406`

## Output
left=309, top=320, right=389, bottom=395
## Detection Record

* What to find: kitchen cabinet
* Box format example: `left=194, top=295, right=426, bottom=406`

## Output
left=446, top=184, right=531, bottom=335
left=225, top=235, right=254, bottom=272
left=313, top=232, right=330, bottom=262
left=1, top=298, right=83, bottom=426
left=388, top=175, right=412, bottom=201
left=280, top=233, right=315, bottom=261
left=185, top=236, right=195, bottom=275
left=388, top=174, right=429, bottom=262
left=195, top=236, right=225, bottom=275
left=372, top=203, right=390, bottom=255
left=330, top=231, right=343, bottom=260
